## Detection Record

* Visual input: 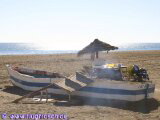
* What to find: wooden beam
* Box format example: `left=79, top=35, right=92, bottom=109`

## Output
left=12, top=83, right=56, bottom=103
left=12, top=77, right=72, bottom=103
left=96, top=51, right=98, bottom=58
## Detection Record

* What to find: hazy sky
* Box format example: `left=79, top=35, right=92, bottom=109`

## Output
left=0, top=0, right=160, bottom=50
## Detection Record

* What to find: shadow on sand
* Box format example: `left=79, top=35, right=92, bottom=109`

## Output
left=3, top=85, right=30, bottom=95
left=54, top=96, right=160, bottom=114
left=2, top=86, right=160, bottom=114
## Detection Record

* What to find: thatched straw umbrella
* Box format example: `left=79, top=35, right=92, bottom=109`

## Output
left=77, top=39, right=118, bottom=60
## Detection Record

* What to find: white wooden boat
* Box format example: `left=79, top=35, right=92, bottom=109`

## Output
left=6, top=65, right=155, bottom=102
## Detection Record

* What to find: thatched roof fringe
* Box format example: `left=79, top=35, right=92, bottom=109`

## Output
left=77, top=39, right=118, bottom=56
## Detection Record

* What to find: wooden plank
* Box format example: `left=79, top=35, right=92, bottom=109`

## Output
left=12, top=77, right=82, bottom=103
left=12, top=83, right=57, bottom=103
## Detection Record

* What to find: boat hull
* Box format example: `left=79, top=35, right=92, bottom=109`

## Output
left=6, top=65, right=155, bottom=102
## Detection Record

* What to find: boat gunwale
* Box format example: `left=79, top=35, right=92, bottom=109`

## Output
left=7, top=65, right=63, bottom=79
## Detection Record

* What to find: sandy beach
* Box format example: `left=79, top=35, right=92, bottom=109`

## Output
left=0, top=50, right=160, bottom=120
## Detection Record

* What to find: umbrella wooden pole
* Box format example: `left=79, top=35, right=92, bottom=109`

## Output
left=96, top=51, right=98, bottom=59
left=91, top=52, right=95, bottom=60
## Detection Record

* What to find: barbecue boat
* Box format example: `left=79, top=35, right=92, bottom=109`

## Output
left=6, top=64, right=155, bottom=102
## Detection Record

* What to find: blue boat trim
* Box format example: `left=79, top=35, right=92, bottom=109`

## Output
left=80, top=87, right=154, bottom=95
left=10, top=76, right=59, bottom=88
left=10, top=76, right=155, bottom=95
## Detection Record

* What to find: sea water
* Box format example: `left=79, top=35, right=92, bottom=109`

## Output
left=0, top=43, right=159, bottom=55
left=0, top=43, right=76, bottom=55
